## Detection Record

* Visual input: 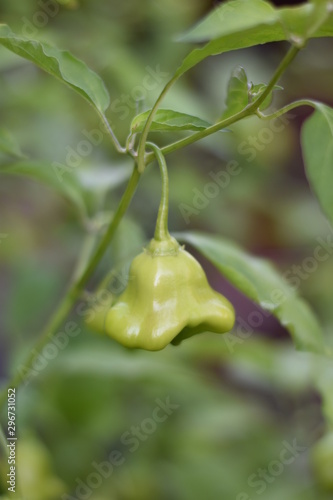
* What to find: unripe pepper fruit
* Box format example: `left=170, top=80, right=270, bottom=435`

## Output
left=87, top=143, right=235, bottom=350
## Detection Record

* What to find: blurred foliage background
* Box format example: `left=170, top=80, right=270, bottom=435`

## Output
left=0, top=0, right=333, bottom=499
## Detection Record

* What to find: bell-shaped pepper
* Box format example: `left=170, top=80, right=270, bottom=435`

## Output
left=86, top=143, right=235, bottom=350
left=102, top=235, right=235, bottom=350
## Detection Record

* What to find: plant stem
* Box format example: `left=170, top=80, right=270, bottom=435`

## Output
left=253, top=45, right=300, bottom=109
left=75, top=167, right=140, bottom=290
left=256, top=99, right=317, bottom=120
left=0, top=165, right=140, bottom=410
left=146, top=143, right=170, bottom=241
left=145, top=107, right=250, bottom=164
left=71, top=231, right=100, bottom=283
left=99, top=112, right=126, bottom=154
left=146, top=96, right=314, bottom=164
left=137, top=75, right=179, bottom=173
left=144, top=45, right=300, bottom=165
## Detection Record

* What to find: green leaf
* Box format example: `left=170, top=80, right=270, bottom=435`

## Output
left=0, top=161, right=86, bottom=217
left=175, top=28, right=283, bottom=79
left=0, top=24, right=110, bottom=113
left=175, top=1, right=333, bottom=78
left=178, top=0, right=278, bottom=44
left=180, top=0, right=333, bottom=43
left=221, top=66, right=249, bottom=119
left=221, top=67, right=283, bottom=120
left=175, top=231, right=324, bottom=354
left=131, top=109, right=211, bottom=133
left=301, top=103, right=333, bottom=225
left=279, top=1, right=333, bottom=40
left=0, top=129, right=25, bottom=159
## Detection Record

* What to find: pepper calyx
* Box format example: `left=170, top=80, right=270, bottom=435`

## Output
left=145, top=236, right=181, bottom=256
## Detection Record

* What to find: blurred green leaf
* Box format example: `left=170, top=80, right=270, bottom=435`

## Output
left=77, top=163, right=133, bottom=192
left=131, top=109, right=211, bottom=133
left=221, top=66, right=249, bottom=119
left=0, top=24, right=110, bottom=113
left=175, top=1, right=333, bottom=78
left=0, top=161, right=86, bottom=217
left=176, top=231, right=324, bottom=354
left=179, top=0, right=278, bottom=43
left=47, top=344, right=177, bottom=378
left=279, top=0, right=333, bottom=40
left=302, top=102, right=333, bottom=226
left=0, top=128, right=25, bottom=159
left=179, top=0, right=333, bottom=43
left=224, top=338, right=314, bottom=393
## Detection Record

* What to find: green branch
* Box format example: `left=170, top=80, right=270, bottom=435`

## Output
left=256, top=99, right=317, bottom=120
left=137, top=75, right=180, bottom=173
left=253, top=45, right=300, bottom=109
left=146, top=142, right=170, bottom=241
left=145, top=107, right=250, bottom=164
left=75, top=167, right=140, bottom=290
left=144, top=44, right=300, bottom=165
left=99, top=112, right=126, bottom=154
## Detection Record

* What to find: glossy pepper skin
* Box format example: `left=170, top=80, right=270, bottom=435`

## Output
left=86, top=143, right=235, bottom=350
left=89, top=236, right=235, bottom=351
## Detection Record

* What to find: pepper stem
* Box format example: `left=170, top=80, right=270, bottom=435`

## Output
left=146, top=142, right=170, bottom=241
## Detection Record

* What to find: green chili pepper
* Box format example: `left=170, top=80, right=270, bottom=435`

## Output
left=87, top=143, right=235, bottom=350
